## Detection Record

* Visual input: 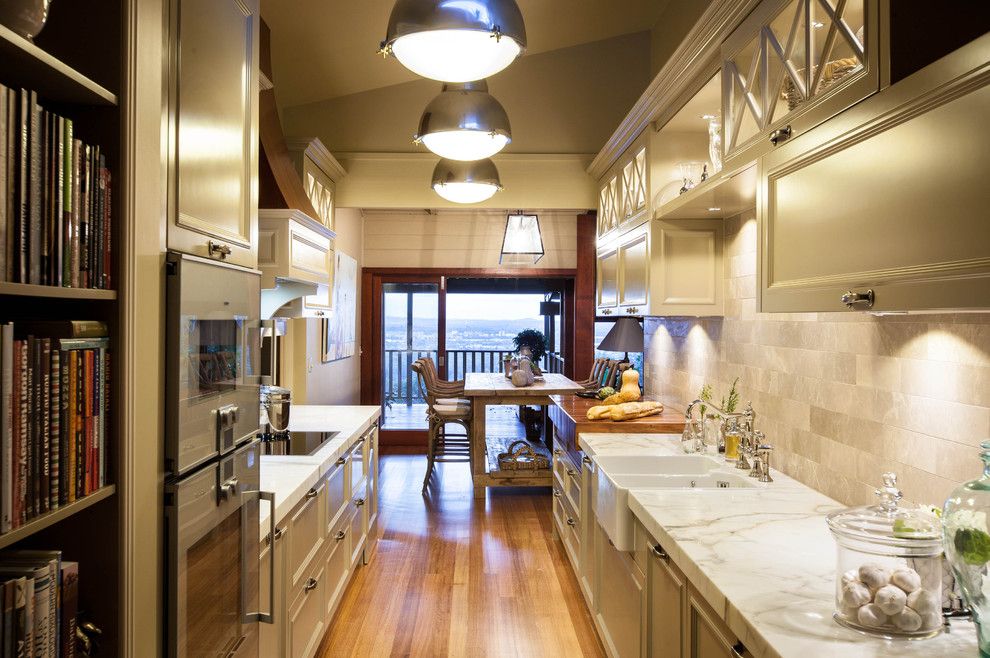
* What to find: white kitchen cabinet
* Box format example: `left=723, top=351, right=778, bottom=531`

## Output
left=685, top=584, right=753, bottom=658
left=285, top=137, right=346, bottom=234
left=286, top=481, right=327, bottom=592
left=595, top=522, right=646, bottom=658
left=259, top=209, right=337, bottom=307
left=579, top=456, right=597, bottom=610
left=596, top=247, right=620, bottom=315
left=167, top=0, right=260, bottom=268
left=721, top=0, right=879, bottom=167
left=598, top=176, right=620, bottom=240
left=760, top=34, right=990, bottom=313
left=365, top=427, right=380, bottom=561
left=647, top=539, right=685, bottom=658
left=618, top=224, right=649, bottom=314
left=260, top=521, right=287, bottom=658
left=287, top=563, right=327, bottom=658
left=324, top=507, right=355, bottom=619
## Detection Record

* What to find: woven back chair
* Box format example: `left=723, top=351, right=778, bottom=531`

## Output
left=577, top=357, right=607, bottom=389
left=412, top=359, right=472, bottom=493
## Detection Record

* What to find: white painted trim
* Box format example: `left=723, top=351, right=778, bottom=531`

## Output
left=284, top=136, right=347, bottom=181
left=259, top=208, right=337, bottom=239
left=587, top=0, right=762, bottom=181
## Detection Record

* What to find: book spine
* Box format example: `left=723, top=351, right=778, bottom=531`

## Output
left=11, top=578, right=24, bottom=658
left=40, top=111, right=49, bottom=287
left=5, top=90, right=15, bottom=282
left=86, top=350, right=94, bottom=495
left=0, top=85, right=7, bottom=282
left=66, top=353, right=75, bottom=505
left=29, top=338, right=38, bottom=519
left=58, top=352, right=68, bottom=508
left=99, top=349, right=107, bottom=488
left=39, top=339, right=49, bottom=516
left=70, top=139, right=81, bottom=288
left=27, top=93, right=40, bottom=286
left=3, top=580, right=13, bottom=658
left=10, top=342, right=20, bottom=530
left=48, top=350, right=58, bottom=512
left=60, top=122, right=71, bottom=288
left=54, top=117, right=63, bottom=289
left=59, top=563, right=76, bottom=658
left=17, top=90, right=27, bottom=284
left=0, top=325, right=11, bottom=533
left=102, top=167, right=110, bottom=289
left=74, top=354, right=83, bottom=501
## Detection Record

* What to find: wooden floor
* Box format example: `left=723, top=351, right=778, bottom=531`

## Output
left=315, top=453, right=605, bottom=658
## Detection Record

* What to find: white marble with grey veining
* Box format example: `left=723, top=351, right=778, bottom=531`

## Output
left=578, top=432, right=977, bottom=658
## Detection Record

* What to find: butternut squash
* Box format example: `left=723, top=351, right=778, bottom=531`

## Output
left=601, top=368, right=641, bottom=405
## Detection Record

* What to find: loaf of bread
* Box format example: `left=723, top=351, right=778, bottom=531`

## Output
left=586, top=400, right=663, bottom=421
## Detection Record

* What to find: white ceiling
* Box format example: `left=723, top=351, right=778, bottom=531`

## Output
left=262, top=0, right=672, bottom=108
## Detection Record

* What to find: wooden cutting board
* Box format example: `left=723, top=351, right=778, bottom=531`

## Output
left=548, top=394, right=687, bottom=456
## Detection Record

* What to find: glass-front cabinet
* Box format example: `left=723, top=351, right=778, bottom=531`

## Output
left=597, top=134, right=649, bottom=241
left=721, top=0, right=878, bottom=166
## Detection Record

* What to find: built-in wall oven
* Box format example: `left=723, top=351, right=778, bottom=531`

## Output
left=164, top=252, right=274, bottom=657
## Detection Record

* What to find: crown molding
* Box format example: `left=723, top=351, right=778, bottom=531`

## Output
left=284, top=136, right=347, bottom=181
left=587, top=0, right=762, bottom=181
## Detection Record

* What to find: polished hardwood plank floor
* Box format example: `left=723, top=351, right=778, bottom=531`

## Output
left=316, top=453, right=605, bottom=658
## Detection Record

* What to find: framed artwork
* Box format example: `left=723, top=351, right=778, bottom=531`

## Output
left=322, top=251, right=357, bottom=362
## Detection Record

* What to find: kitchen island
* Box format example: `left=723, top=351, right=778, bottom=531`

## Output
left=463, top=372, right=583, bottom=497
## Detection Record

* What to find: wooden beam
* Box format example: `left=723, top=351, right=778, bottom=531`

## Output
left=573, top=213, right=596, bottom=383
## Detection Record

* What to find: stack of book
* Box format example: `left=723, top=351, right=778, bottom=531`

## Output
left=0, top=86, right=112, bottom=289
left=0, top=321, right=109, bottom=533
left=0, top=550, right=77, bottom=657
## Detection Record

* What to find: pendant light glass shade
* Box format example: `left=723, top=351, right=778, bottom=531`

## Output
left=431, top=158, right=502, bottom=204
left=416, top=80, right=511, bottom=161
left=381, top=0, right=527, bottom=82
left=499, top=213, right=544, bottom=264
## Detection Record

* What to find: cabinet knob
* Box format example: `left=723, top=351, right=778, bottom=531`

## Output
left=566, top=468, right=578, bottom=478
left=354, top=497, right=365, bottom=507
left=552, top=488, right=562, bottom=498
left=769, top=125, right=792, bottom=146
left=652, top=544, right=669, bottom=562
left=601, top=308, right=612, bottom=315
left=336, top=457, right=347, bottom=466
left=305, top=487, right=319, bottom=499
left=566, top=517, right=576, bottom=527
left=334, top=529, right=347, bottom=541
left=841, top=289, right=875, bottom=309
left=273, top=527, right=286, bottom=542
left=304, top=578, right=318, bottom=593
left=207, top=240, right=232, bottom=260
left=582, top=456, right=592, bottom=465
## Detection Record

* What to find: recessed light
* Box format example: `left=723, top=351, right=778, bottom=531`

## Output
left=700, top=113, right=718, bottom=121
left=708, top=207, right=721, bottom=212
left=811, top=21, right=824, bottom=29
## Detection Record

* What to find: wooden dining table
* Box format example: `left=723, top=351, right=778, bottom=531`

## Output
left=462, top=372, right=583, bottom=497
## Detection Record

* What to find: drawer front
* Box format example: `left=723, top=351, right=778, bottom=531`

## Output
left=349, top=495, right=366, bottom=565
left=325, top=460, right=347, bottom=528
left=287, top=483, right=327, bottom=591
left=349, top=439, right=366, bottom=497
left=325, top=509, right=353, bottom=619
left=287, top=564, right=326, bottom=658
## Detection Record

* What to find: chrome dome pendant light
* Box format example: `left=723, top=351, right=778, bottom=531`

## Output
left=432, top=158, right=502, bottom=204
left=380, top=0, right=527, bottom=83
left=415, top=80, right=511, bottom=161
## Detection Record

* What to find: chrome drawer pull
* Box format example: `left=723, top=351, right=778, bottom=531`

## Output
left=305, top=487, right=319, bottom=499
left=566, top=468, right=578, bottom=478
left=335, top=529, right=347, bottom=541
left=207, top=240, right=232, bottom=259
left=582, top=456, right=592, bottom=465
left=566, top=517, right=576, bottom=527
left=841, top=289, right=875, bottom=309
left=336, top=457, right=347, bottom=466
left=273, top=527, right=286, bottom=542
left=552, top=488, right=562, bottom=498
left=652, top=544, right=669, bottom=561
left=553, top=448, right=563, bottom=456
left=768, top=125, right=792, bottom=146
left=304, top=578, right=318, bottom=593
left=355, top=497, right=366, bottom=507
left=731, top=642, right=747, bottom=657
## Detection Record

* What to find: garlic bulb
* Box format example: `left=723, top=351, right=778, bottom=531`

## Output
left=841, top=582, right=872, bottom=608
left=891, top=608, right=922, bottom=632
left=841, top=569, right=860, bottom=586
left=857, top=603, right=888, bottom=628
left=891, top=568, right=922, bottom=593
left=858, top=564, right=890, bottom=591
left=874, top=585, right=908, bottom=615
left=906, top=589, right=939, bottom=616
left=920, top=611, right=942, bottom=631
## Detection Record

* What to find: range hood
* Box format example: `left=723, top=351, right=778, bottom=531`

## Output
left=257, top=18, right=340, bottom=318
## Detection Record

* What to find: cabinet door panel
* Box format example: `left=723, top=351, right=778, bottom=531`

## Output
left=651, top=220, right=723, bottom=316
left=169, top=0, right=259, bottom=267
left=619, top=229, right=649, bottom=309
left=596, top=524, right=643, bottom=658
left=648, top=546, right=685, bottom=658
left=761, top=76, right=990, bottom=312
left=597, top=248, right=619, bottom=311
left=287, top=565, right=326, bottom=658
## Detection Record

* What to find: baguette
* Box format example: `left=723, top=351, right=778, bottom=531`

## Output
left=586, top=400, right=663, bottom=421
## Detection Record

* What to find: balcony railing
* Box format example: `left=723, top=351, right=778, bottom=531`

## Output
left=383, top=349, right=565, bottom=408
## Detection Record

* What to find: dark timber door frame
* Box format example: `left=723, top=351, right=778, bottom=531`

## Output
left=361, top=267, right=578, bottom=448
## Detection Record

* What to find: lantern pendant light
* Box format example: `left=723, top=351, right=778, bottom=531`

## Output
left=431, top=158, right=502, bottom=204
left=380, top=0, right=527, bottom=83
left=415, top=80, right=511, bottom=161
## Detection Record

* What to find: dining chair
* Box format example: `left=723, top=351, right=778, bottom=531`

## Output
left=576, top=357, right=607, bottom=389
left=412, top=359, right=472, bottom=493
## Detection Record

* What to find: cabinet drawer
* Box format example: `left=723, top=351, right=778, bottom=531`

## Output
left=287, top=564, right=326, bottom=658
left=596, top=523, right=644, bottom=658
left=286, top=483, right=327, bottom=591
left=325, top=459, right=347, bottom=528
left=348, top=439, right=367, bottom=497
left=324, top=508, right=353, bottom=619
left=349, top=494, right=367, bottom=565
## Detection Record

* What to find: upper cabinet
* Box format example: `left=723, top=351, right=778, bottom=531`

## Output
left=167, top=0, right=261, bottom=268
left=721, top=0, right=878, bottom=167
left=285, top=138, right=346, bottom=234
left=760, top=34, right=990, bottom=313
left=598, top=134, right=649, bottom=241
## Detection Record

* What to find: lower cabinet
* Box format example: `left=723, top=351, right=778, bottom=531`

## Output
left=684, top=586, right=753, bottom=658
left=595, top=522, right=645, bottom=658
left=647, top=540, right=685, bottom=658
left=262, top=427, right=380, bottom=658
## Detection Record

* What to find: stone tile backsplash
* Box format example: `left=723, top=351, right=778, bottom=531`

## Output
left=644, top=212, right=990, bottom=508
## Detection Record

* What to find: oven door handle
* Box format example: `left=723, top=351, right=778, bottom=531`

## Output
left=242, top=489, right=276, bottom=625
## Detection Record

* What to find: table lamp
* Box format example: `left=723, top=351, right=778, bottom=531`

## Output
left=597, top=317, right=643, bottom=365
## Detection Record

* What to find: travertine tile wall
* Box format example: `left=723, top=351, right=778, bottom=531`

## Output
left=644, top=212, right=990, bottom=507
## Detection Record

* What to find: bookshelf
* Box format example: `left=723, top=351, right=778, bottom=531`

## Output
left=0, top=0, right=123, bottom=651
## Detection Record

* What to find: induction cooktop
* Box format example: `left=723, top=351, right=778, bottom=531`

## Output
left=259, top=431, right=340, bottom=456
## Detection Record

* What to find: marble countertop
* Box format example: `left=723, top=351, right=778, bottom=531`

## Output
left=258, top=405, right=381, bottom=540
left=578, top=433, right=977, bottom=658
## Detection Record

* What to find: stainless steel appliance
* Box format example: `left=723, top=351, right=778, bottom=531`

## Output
left=260, top=385, right=291, bottom=439
left=165, top=252, right=274, bottom=658
left=260, top=430, right=339, bottom=456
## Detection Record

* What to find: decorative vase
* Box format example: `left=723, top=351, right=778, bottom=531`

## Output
left=706, top=115, right=723, bottom=175
left=943, top=440, right=990, bottom=656
left=702, top=414, right=722, bottom=456
left=0, top=0, right=52, bottom=40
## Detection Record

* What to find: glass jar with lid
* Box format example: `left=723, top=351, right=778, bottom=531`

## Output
left=826, top=472, right=943, bottom=639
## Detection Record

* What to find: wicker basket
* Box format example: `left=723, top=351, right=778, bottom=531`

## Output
left=782, top=57, right=860, bottom=110
left=497, top=441, right=550, bottom=471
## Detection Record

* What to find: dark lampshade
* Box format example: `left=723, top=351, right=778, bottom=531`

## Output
left=597, top=317, right=643, bottom=362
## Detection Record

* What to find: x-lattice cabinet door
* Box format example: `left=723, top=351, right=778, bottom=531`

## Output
left=721, top=0, right=878, bottom=167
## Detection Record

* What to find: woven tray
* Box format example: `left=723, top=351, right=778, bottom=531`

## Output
left=496, top=440, right=551, bottom=471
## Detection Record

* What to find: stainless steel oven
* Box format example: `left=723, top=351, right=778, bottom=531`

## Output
left=165, top=439, right=274, bottom=658
left=165, top=251, right=274, bottom=657
left=166, top=252, right=262, bottom=476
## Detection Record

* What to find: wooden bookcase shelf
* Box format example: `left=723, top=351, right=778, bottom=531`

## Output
left=0, top=485, right=115, bottom=550
left=0, top=282, right=117, bottom=300
left=0, top=24, right=117, bottom=106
